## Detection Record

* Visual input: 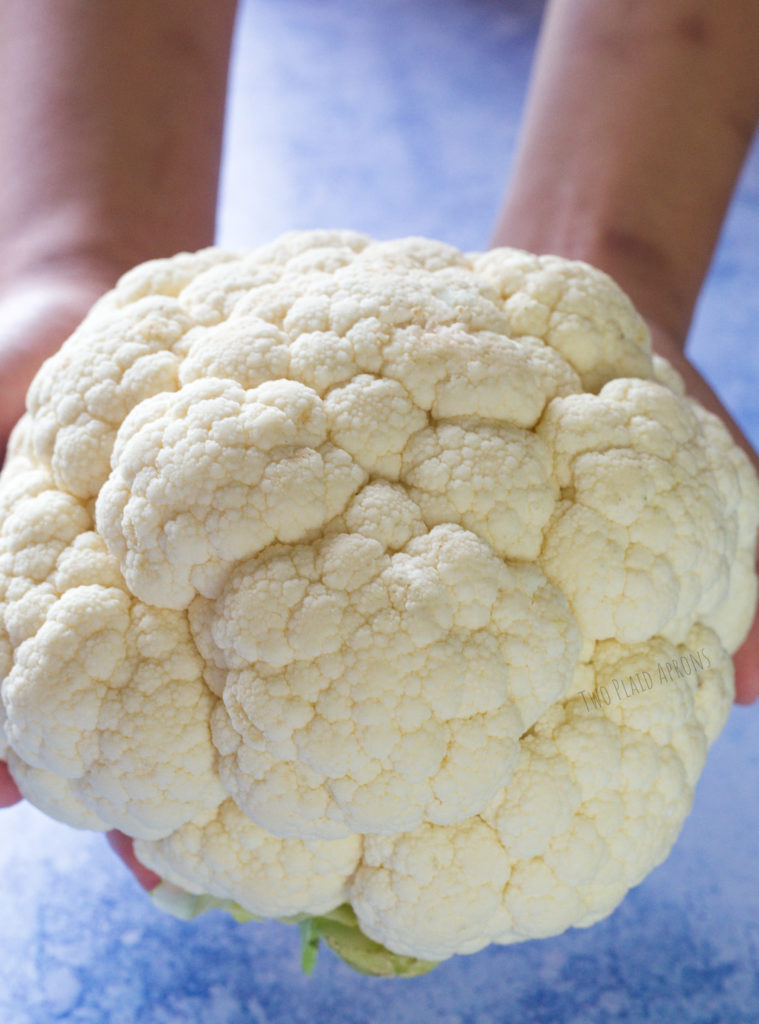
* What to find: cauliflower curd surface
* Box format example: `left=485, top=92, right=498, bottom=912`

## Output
left=1, top=231, right=757, bottom=968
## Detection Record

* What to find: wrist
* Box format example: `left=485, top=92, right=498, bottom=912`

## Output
left=0, top=214, right=152, bottom=299
left=568, top=227, right=692, bottom=352
left=0, top=275, right=109, bottom=465
left=490, top=0, right=759, bottom=358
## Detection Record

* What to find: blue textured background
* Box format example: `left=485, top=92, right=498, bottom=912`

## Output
left=2, top=1, right=758, bottom=1021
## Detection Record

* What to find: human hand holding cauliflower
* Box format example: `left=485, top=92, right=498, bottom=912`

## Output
left=1, top=230, right=758, bottom=976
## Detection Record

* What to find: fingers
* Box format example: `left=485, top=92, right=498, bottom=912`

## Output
left=647, top=331, right=759, bottom=707
left=0, top=759, right=22, bottom=806
left=733, top=563, right=759, bottom=704
left=0, top=278, right=111, bottom=467
left=0, top=767, right=163, bottom=891
left=106, top=830, right=162, bottom=891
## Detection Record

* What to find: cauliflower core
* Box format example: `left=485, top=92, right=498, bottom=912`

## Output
left=1, top=231, right=757, bottom=968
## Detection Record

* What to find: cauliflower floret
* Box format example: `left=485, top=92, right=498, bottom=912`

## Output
left=136, top=799, right=362, bottom=918
left=537, top=377, right=756, bottom=646
left=96, top=377, right=366, bottom=608
left=191, top=519, right=580, bottom=840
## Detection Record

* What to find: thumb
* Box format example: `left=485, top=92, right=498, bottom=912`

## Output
left=107, top=831, right=162, bottom=891
left=0, top=760, right=22, bottom=807
left=733, top=561, right=759, bottom=704
left=650, top=330, right=759, bottom=706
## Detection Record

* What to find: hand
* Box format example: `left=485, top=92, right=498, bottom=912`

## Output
left=0, top=277, right=112, bottom=464
left=106, top=831, right=162, bottom=891
left=0, top=760, right=21, bottom=806
left=0, top=762, right=159, bottom=886
left=0, top=274, right=163, bottom=889
left=0, top=276, right=108, bottom=805
left=650, top=327, right=759, bottom=706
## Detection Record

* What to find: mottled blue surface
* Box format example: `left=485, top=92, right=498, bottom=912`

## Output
left=2, top=0, right=759, bottom=1021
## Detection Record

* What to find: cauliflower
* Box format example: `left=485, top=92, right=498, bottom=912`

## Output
left=1, top=230, right=757, bottom=976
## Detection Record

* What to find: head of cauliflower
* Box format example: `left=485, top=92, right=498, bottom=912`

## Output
left=1, top=230, right=757, bottom=975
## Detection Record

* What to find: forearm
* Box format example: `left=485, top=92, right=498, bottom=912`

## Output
left=0, top=0, right=238, bottom=291
left=493, top=0, right=759, bottom=347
